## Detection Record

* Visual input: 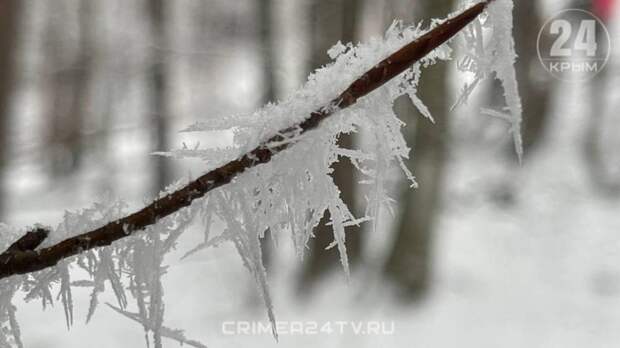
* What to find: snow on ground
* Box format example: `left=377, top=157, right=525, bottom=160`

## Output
left=5, top=1, right=620, bottom=346
left=7, top=67, right=620, bottom=348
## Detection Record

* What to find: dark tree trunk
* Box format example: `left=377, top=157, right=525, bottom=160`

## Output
left=384, top=0, right=453, bottom=301
left=259, top=0, right=277, bottom=104
left=44, top=0, right=94, bottom=177
left=147, top=0, right=172, bottom=194
left=257, top=0, right=277, bottom=268
left=0, top=0, right=21, bottom=219
left=300, top=0, right=362, bottom=288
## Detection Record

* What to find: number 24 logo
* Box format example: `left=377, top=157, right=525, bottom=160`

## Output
left=550, top=19, right=597, bottom=57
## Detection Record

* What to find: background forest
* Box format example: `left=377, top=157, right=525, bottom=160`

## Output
left=1, top=0, right=620, bottom=347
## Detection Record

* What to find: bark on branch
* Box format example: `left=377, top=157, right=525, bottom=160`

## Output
left=0, top=1, right=491, bottom=280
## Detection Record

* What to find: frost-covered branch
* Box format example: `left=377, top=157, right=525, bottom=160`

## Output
left=0, top=227, right=49, bottom=257
left=2, top=1, right=522, bottom=345
left=0, top=0, right=493, bottom=281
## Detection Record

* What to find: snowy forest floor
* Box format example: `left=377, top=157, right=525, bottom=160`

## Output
left=6, top=71, right=620, bottom=348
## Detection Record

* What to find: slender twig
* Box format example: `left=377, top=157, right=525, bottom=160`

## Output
left=0, top=1, right=492, bottom=280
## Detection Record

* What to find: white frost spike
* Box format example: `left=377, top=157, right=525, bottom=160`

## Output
left=410, top=92, right=434, bottom=123
left=211, top=190, right=279, bottom=338
left=481, top=107, right=512, bottom=122
left=7, top=303, right=23, bottom=348
left=107, top=304, right=207, bottom=348
left=328, top=202, right=350, bottom=279
left=456, top=0, right=523, bottom=161
left=486, top=0, right=523, bottom=161
left=58, top=262, right=74, bottom=329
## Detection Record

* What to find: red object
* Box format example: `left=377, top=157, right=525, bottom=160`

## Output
left=593, top=0, right=616, bottom=22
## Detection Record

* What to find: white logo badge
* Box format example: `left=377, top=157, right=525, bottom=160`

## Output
left=538, top=9, right=611, bottom=82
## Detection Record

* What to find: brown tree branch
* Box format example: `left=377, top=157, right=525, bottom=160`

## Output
left=0, top=0, right=492, bottom=280
left=1, top=227, right=49, bottom=254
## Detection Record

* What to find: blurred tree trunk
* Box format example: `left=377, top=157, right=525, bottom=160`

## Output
left=147, top=0, right=172, bottom=194
left=144, top=3, right=170, bottom=344
left=0, top=0, right=21, bottom=219
left=258, top=0, right=278, bottom=268
left=383, top=0, right=453, bottom=301
left=45, top=0, right=94, bottom=177
left=582, top=1, right=620, bottom=196
left=259, top=0, right=277, bottom=104
left=300, top=0, right=362, bottom=288
left=583, top=72, right=620, bottom=196
left=342, top=0, right=359, bottom=44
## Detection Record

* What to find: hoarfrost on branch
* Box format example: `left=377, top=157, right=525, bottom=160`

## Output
left=0, top=1, right=521, bottom=346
